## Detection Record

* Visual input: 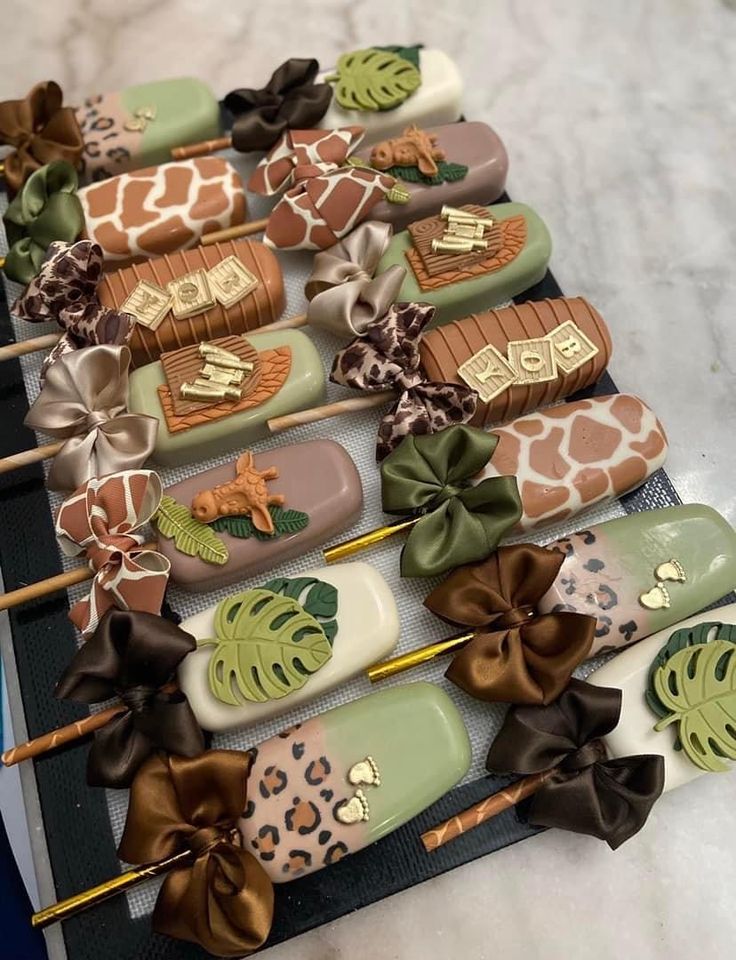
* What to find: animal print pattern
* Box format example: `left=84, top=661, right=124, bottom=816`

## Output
left=538, top=528, right=650, bottom=657
left=248, top=126, right=365, bottom=195
left=239, top=719, right=364, bottom=883
left=481, top=394, right=668, bottom=532
left=75, top=93, right=140, bottom=182
left=330, top=301, right=477, bottom=460
left=78, top=157, right=247, bottom=264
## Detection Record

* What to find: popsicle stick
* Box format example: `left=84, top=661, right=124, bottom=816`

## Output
left=257, top=312, right=308, bottom=332
left=367, top=631, right=475, bottom=683
left=2, top=703, right=128, bottom=766
left=0, top=440, right=65, bottom=476
left=324, top=516, right=421, bottom=564
left=200, top=218, right=269, bottom=247
left=421, top=767, right=558, bottom=852
left=171, top=136, right=233, bottom=161
left=0, top=541, right=157, bottom=612
left=0, top=333, right=63, bottom=362
left=32, top=851, right=191, bottom=929
left=268, top=390, right=395, bottom=434
left=0, top=256, right=5, bottom=270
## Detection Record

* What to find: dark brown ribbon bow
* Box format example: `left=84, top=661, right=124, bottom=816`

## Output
left=331, top=301, right=478, bottom=461
left=425, top=544, right=596, bottom=705
left=487, top=679, right=665, bottom=848
left=224, top=58, right=333, bottom=153
left=55, top=609, right=204, bottom=788
left=0, top=81, right=84, bottom=195
left=118, top=750, right=274, bottom=957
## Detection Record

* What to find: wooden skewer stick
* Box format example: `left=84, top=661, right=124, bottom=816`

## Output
left=201, top=218, right=269, bottom=247
left=421, top=767, right=558, bottom=852
left=172, top=136, right=233, bottom=161
left=268, top=390, right=395, bottom=433
left=0, top=541, right=157, bottom=613
left=2, top=704, right=128, bottom=766
left=0, top=440, right=64, bottom=476
left=32, top=851, right=192, bottom=929
left=0, top=333, right=63, bottom=363
left=256, top=312, right=308, bottom=332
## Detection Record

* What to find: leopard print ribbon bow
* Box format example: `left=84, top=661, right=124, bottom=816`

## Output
left=55, top=470, right=170, bottom=637
left=331, top=301, right=478, bottom=460
left=250, top=127, right=395, bottom=251
left=12, top=239, right=134, bottom=382
left=0, top=81, right=84, bottom=195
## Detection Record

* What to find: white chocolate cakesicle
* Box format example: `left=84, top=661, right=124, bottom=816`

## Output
left=178, top=563, right=400, bottom=732
left=318, top=49, right=463, bottom=146
left=127, top=329, right=324, bottom=466
left=589, top=604, right=736, bottom=793
left=240, top=682, right=471, bottom=882
left=77, top=158, right=247, bottom=266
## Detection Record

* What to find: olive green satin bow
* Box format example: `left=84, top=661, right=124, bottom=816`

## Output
left=3, top=160, right=85, bottom=285
left=381, top=425, right=523, bottom=578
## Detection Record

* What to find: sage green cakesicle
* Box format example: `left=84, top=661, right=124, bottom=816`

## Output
left=127, top=330, right=324, bottom=467
left=376, top=201, right=552, bottom=327
left=239, top=682, right=472, bottom=882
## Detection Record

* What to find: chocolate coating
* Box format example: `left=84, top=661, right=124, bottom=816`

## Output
left=98, top=240, right=285, bottom=368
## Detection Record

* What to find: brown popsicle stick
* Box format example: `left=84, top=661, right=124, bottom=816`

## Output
left=421, top=767, right=558, bottom=852
left=2, top=703, right=128, bottom=766
left=267, top=390, right=395, bottom=433
left=172, top=135, right=233, bottom=160
left=200, top=218, right=269, bottom=247
left=0, top=541, right=157, bottom=613
left=256, top=312, right=308, bottom=332
left=0, top=333, right=63, bottom=362
left=0, top=440, right=64, bottom=475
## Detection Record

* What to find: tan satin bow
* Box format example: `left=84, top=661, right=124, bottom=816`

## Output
left=303, top=221, right=406, bottom=337
left=0, top=81, right=84, bottom=195
left=24, top=345, right=157, bottom=493
left=118, top=750, right=274, bottom=957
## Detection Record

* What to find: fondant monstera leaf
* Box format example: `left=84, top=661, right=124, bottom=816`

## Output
left=203, top=583, right=336, bottom=705
left=326, top=48, right=421, bottom=112
left=261, top=576, right=339, bottom=643
left=154, top=495, right=229, bottom=566
left=652, top=639, right=736, bottom=772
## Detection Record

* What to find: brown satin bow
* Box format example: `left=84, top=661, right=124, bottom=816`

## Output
left=118, top=750, right=274, bottom=957
left=304, top=221, right=406, bottom=338
left=425, top=544, right=596, bottom=705
left=55, top=609, right=204, bottom=788
left=0, top=81, right=84, bottom=195
left=487, top=679, right=665, bottom=848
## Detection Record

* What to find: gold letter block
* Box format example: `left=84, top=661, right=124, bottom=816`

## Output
left=506, top=338, right=558, bottom=385
left=545, top=320, right=599, bottom=374
left=207, top=256, right=259, bottom=308
left=167, top=269, right=216, bottom=320
left=120, top=279, right=173, bottom=331
left=457, top=345, right=518, bottom=402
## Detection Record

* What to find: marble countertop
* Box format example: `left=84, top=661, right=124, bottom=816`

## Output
left=2, top=1, right=735, bottom=958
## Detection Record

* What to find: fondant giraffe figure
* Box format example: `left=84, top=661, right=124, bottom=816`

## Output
left=190, top=451, right=286, bottom=533
left=481, top=394, right=668, bottom=531
left=78, top=157, right=246, bottom=265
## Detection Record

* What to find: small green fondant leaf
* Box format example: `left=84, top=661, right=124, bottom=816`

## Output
left=154, top=495, right=229, bottom=566
left=211, top=515, right=257, bottom=539
left=304, top=580, right=339, bottom=620
left=210, top=506, right=309, bottom=541
left=651, top=639, right=736, bottom=773
left=326, top=48, right=422, bottom=112
left=206, top=589, right=333, bottom=705
left=374, top=44, right=423, bottom=70
left=384, top=161, right=469, bottom=186
left=272, top=507, right=310, bottom=536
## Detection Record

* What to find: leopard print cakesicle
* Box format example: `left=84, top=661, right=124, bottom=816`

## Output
left=539, top=504, right=736, bottom=657
left=240, top=682, right=471, bottom=881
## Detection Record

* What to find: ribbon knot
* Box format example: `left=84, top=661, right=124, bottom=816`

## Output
left=332, top=301, right=479, bottom=460
left=24, top=344, right=157, bottom=492
left=425, top=544, right=596, bottom=705
left=0, top=81, right=84, bottom=196
left=118, top=751, right=274, bottom=957
left=55, top=609, right=204, bottom=788
left=247, top=126, right=396, bottom=251
left=486, top=679, right=665, bottom=849
left=54, top=471, right=171, bottom=637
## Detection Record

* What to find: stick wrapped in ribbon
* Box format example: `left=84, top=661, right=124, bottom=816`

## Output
left=369, top=544, right=596, bottom=703
left=422, top=679, right=665, bottom=852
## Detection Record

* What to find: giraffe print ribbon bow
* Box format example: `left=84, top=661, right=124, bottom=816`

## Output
left=55, top=470, right=170, bottom=637
left=331, top=301, right=478, bottom=460
left=248, top=127, right=395, bottom=251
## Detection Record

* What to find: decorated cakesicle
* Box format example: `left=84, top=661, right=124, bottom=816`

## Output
left=0, top=78, right=221, bottom=193
left=155, top=441, right=364, bottom=592
left=268, top=297, right=613, bottom=460
left=368, top=504, right=736, bottom=697
left=31, top=683, right=471, bottom=956
left=420, top=605, right=736, bottom=854
left=177, top=562, right=400, bottom=731
left=324, top=396, right=668, bottom=577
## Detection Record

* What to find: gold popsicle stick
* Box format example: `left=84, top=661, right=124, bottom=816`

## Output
left=323, top=516, right=421, bottom=564
left=32, top=850, right=191, bottom=929
left=200, top=218, right=270, bottom=247
left=0, top=255, right=5, bottom=270
left=366, top=631, right=475, bottom=683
